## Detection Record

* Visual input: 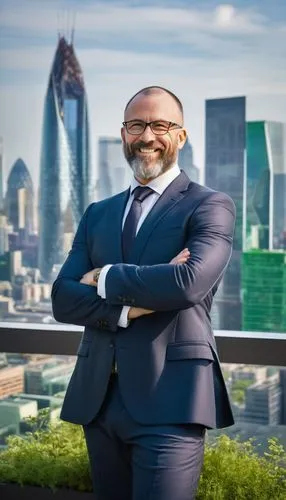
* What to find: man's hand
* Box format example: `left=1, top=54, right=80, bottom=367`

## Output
left=128, top=307, right=154, bottom=319
left=80, top=268, right=101, bottom=286
left=127, top=248, right=190, bottom=319
left=170, top=248, right=190, bottom=264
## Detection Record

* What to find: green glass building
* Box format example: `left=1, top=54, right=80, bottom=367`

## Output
left=242, top=250, right=286, bottom=333
left=245, top=121, right=286, bottom=251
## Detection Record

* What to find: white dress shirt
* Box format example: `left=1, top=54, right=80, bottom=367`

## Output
left=98, top=164, right=181, bottom=327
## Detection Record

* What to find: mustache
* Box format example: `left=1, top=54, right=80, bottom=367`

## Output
left=129, top=141, right=158, bottom=152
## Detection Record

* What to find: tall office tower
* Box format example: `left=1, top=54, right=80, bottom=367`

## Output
left=5, top=158, right=34, bottom=234
left=97, top=137, right=130, bottom=200
left=178, top=137, right=200, bottom=183
left=245, top=121, right=286, bottom=250
left=38, top=36, right=91, bottom=281
left=0, top=137, right=3, bottom=211
left=242, top=250, right=286, bottom=333
left=242, top=379, right=282, bottom=425
left=205, top=97, right=246, bottom=330
left=0, top=215, right=12, bottom=255
left=279, top=369, right=286, bottom=425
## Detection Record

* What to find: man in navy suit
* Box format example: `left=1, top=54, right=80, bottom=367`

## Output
left=52, top=86, right=235, bottom=500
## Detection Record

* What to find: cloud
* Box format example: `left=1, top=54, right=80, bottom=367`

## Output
left=0, top=1, right=275, bottom=40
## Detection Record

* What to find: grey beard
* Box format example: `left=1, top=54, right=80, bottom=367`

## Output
left=129, top=157, right=165, bottom=180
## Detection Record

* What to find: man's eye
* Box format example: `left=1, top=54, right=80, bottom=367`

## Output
left=153, top=122, right=168, bottom=130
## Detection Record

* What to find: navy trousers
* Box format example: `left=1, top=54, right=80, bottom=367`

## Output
left=83, top=375, right=205, bottom=500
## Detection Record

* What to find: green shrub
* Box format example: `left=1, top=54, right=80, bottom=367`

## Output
left=0, top=411, right=285, bottom=498
left=0, top=410, right=92, bottom=492
left=197, top=435, right=286, bottom=499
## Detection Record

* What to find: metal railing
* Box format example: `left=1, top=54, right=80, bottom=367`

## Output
left=0, top=322, right=286, bottom=366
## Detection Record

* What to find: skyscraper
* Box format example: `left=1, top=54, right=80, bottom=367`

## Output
left=5, top=158, right=34, bottom=234
left=178, top=137, right=199, bottom=183
left=245, top=121, right=286, bottom=250
left=242, top=379, right=282, bottom=425
left=97, top=137, right=130, bottom=200
left=39, top=36, right=91, bottom=281
left=205, top=97, right=246, bottom=330
left=0, top=137, right=4, bottom=212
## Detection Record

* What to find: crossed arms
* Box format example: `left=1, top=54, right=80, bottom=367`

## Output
left=51, top=191, right=236, bottom=330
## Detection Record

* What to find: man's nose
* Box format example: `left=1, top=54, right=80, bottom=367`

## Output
left=140, top=124, right=156, bottom=142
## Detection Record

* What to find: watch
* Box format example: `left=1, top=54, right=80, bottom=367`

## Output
left=92, top=268, right=101, bottom=285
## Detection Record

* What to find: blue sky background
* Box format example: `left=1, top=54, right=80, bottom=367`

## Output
left=0, top=0, right=285, bottom=191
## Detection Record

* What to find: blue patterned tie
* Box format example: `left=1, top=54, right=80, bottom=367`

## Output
left=122, top=186, right=154, bottom=262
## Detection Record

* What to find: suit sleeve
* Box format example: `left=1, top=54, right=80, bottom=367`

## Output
left=105, top=192, right=236, bottom=311
left=51, top=204, right=123, bottom=331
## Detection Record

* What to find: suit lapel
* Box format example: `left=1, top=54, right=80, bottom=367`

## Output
left=129, top=171, right=191, bottom=263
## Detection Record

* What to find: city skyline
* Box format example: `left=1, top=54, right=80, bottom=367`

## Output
left=0, top=0, right=286, bottom=191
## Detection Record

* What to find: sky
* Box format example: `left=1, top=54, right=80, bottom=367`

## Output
left=0, top=0, right=286, bottom=192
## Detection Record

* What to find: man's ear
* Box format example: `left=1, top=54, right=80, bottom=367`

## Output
left=121, top=127, right=126, bottom=143
left=177, top=129, right=187, bottom=150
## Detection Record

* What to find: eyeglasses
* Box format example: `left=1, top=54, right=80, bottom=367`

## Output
left=122, top=120, right=183, bottom=136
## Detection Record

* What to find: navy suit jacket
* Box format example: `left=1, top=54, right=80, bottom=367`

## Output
left=52, top=171, right=235, bottom=429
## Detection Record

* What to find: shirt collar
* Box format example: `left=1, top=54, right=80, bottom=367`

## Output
left=130, top=164, right=181, bottom=196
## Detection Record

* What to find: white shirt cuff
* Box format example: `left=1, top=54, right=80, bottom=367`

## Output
left=97, top=264, right=112, bottom=299
left=118, top=306, right=130, bottom=328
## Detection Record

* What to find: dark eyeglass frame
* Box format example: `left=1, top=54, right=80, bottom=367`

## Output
left=122, top=120, right=183, bottom=135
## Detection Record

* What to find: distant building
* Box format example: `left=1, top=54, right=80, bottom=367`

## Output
left=0, top=215, right=13, bottom=255
left=178, top=137, right=199, bottom=183
left=39, top=36, right=91, bottom=281
left=242, top=379, right=282, bottom=425
left=0, top=296, right=14, bottom=315
left=0, top=397, right=37, bottom=432
left=24, top=359, right=75, bottom=396
left=97, top=137, right=130, bottom=200
left=279, top=369, right=286, bottom=425
left=245, top=121, right=286, bottom=251
left=242, top=250, right=286, bottom=333
left=205, top=96, right=246, bottom=330
left=23, top=282, right=51, bottom=305
left=5, top=158, right=34, bottom=234
left=0, top=251, right=22, bottom=282
left=232, top=365, right=267, bottom=384
left=0, top=353, right=8, bottom=369
left=0, top=137, right=4, bottom=211
left=0, top=365, right=24, bottom=398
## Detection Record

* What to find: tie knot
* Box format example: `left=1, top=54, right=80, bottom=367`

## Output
left=132, top=186, right=154, bottom=203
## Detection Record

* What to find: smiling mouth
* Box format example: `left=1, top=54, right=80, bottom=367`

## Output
left=137, top=148, right=161, bottom=153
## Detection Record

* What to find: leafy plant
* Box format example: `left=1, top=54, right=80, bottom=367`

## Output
left=0, top=412, right=285, bottom=498
left=0, top=411, right=92, bottom=492
left=197, top=435, right=286, bottom=499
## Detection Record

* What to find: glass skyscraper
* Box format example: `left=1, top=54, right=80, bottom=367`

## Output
left=39, top=36, right=91, bottom=281
left=97, top=137, right=130, bottom=200
left=205, top=96, right=246, bottom=330
left=0, top=137, right=3, bottom=212
left=178, top=137, right=199, bottom=183
left=5, top=158, right=34, bottom=235
left=245, top=121, right=286, bottom=250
